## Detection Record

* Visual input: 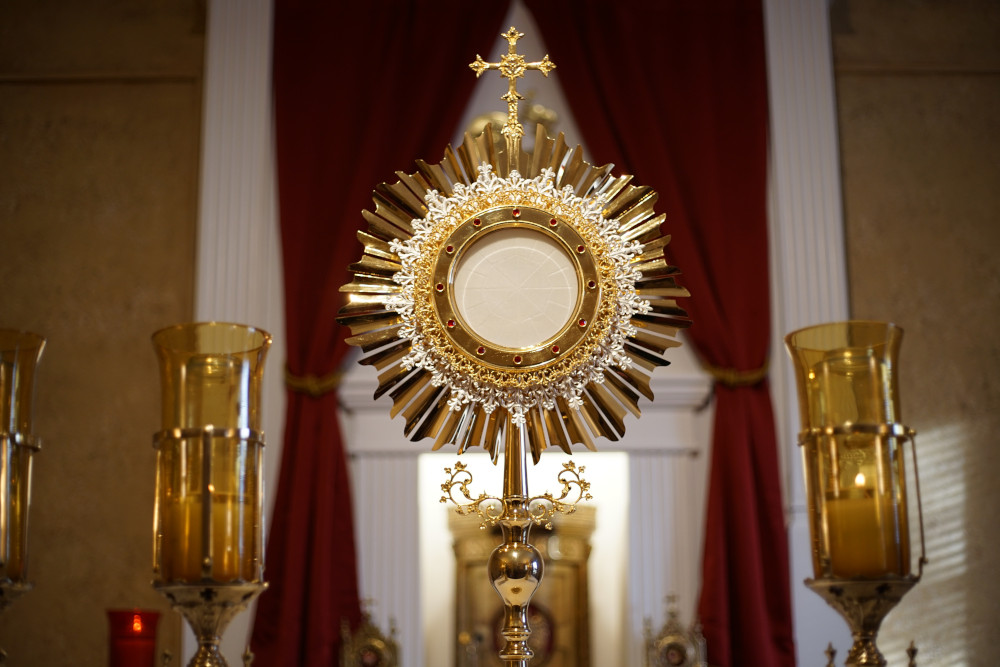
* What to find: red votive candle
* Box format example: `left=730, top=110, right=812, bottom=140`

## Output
left=107, top=609, right=160, bottom=667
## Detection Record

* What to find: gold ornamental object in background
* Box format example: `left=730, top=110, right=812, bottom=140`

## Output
left=151, top=322, right=271, bottom=667
left=786, top=321, right=926, bottom=667
left=340, top=27, right=690, bottom=667
left=0, top=329, right=45, bottom=622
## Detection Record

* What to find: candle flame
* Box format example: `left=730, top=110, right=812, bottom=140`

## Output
left=132, top=613, right=143, bottom=634
left=854, top=472, right=866, bottom=487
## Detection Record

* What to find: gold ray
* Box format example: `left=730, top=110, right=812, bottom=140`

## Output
left=611, top=365, right=655, bottom=401
left=349, top=255, right=402, bottom=279
left=375, top=182, right=425, bottom=222
left=341, top=312, right=403, bottom=336
left=412, top=396, right=452, bottom=442
left=388, top=370, right=432, bottom=417
left=371, top=191, right=418, bottom=235
left=600, top=371, right=642, bottom=418
left=359, top=340, right=410, bottom=370
left=338, top=295, right=396, bottom=318
left=484, top=409, right=506, bottom=460
left=542, top=406, right=573, bottom=455
left=636, top=279, right=691, bottom=298
left=556, top=396, right=597, bottom=451
left=414, top=159, right=455, bottom=198
left=394, top=170, right=431, bottom=204
left=578, top=391, right=619, bottom=441
left=597, top=175, right=634, bottom=211
left=433, top=409, right=464, bottom=451
left=528, top=124, right=553, bottom=178
left=442, top=145, right=469, bottom=188
left=525, top=408, right=545, bottom=463
left=469, top=405, right=489, bottom=450
left=630, top=314, right=682, bottom=338
left=362, top=209, right=413, bottom=242
left=621, top=217, right=665, bottom=244
left=339, top=277, right=401, bottom=294
left=629, top=329, right=683, bottom=356
left=375, top=363, right=416, bottom=399
left=403, top=385, right=444, bottom=436
left=586, top=382, right=628, bottom=436
left=346, top=324, right=404, bottom=352
left=577, top=161, right=614, bottom=199
left=356, top=231, right=398, bottom=260
left=604, top=184, right=654, bottom=220
left=456, top=405, right=484, bottom=453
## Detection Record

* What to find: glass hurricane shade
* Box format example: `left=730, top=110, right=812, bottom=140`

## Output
left=151, top=322, right=270, bottom=584
left=0, top=329, right=45, bottom=584
left=785, top=321, right=912, bottom=579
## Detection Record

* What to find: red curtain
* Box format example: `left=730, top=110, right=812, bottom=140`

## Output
left=530, top=2, right=794, bottom=665
left=251, top=2, right=511, bottom=664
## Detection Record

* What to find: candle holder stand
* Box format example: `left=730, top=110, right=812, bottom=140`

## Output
left=786, top=322, right=928, bottom=667
left=154, top=581, right=265, bottom=667
left=441, top=422, right=591, bottom=667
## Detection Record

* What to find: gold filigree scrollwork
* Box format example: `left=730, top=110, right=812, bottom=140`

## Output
left=441, top=461, right=592, bottom=531
left=525, top=462, right=592, bottom=529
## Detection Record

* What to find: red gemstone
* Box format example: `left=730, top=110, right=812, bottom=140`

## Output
left=477, top=346, right=486, bottom=355
left=436, top=283, right=444, bottom=292
left=473, top=218, right=482, bottom=226
left=551, top=345, right=560, bottom=354
left=578, top=319, right=587, bottom=327
left=587, top=280, right=597, bottom=289
left=447, top=319, right=456, bottom=328
left=446, top=245, right=454, bottom=253
left=512, top=208, right=521, bottom=218
left=513, top=355, right=523, bottom=364
left=576, top=245, right=585, bottom=253
left=549, top=218, right=558, bottom=226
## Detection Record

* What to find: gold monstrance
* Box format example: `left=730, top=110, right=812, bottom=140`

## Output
left=339, top=27, right=691, bottom=666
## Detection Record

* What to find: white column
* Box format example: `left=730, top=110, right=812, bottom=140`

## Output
left=194, top=1, right=283, bottom=664
left=763, top=0, right=852, bottom=661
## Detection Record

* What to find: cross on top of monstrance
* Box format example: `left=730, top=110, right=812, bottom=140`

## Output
left=470, top=26, right=555, bottom=163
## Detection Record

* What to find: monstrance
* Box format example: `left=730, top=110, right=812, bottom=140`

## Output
left=339, top=27, right=691, bottom=666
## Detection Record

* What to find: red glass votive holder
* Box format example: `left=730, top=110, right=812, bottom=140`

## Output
left=107, top=609, right=160, bottom=667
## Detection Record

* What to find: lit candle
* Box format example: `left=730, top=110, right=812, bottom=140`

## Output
left=825, top=473, right=905, bottom=577
left=107, top=609, right=159, bottom=667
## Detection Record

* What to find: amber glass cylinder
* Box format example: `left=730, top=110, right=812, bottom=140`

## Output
left=0, top=329, right=45, bottom=584
left=785, top=321, right=911, bottom=579
left=151, top=322, right=270, bottom=584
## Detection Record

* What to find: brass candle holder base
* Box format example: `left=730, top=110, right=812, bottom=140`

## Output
left=806, top=576, right=919, bottom=666
left=154, top=581, right=266, bottom=667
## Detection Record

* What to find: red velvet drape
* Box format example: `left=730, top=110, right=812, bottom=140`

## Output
left=251, top=3, right=511, bottom=664
left=530, top=2, right=795, bottom=665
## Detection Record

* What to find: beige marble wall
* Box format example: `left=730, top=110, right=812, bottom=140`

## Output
left=0, top=1, right=204, bottom=664
left=833, top=0, right=1000, bottom=664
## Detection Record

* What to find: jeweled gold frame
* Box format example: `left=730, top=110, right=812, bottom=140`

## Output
left=339, top=120, right=690, bottom=460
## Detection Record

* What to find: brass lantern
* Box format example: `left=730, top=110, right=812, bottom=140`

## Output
left=785, top=321, right=926, bottom=666
left=0, top=329, right=45, bottom=612
left=151, top=322, right=271, bottom=667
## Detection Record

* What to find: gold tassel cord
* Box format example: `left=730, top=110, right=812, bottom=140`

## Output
left=700, top=358, right=770, bottom=388
left=284, top=366, right=344, bottom=397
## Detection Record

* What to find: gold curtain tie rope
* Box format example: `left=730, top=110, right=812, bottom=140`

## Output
left=284, top=366, right=344, bottom=397
left=701, top=358, right=769, bottom=387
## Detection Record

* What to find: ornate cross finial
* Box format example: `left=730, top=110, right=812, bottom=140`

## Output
left=470, top=26, right=555, bottom=148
